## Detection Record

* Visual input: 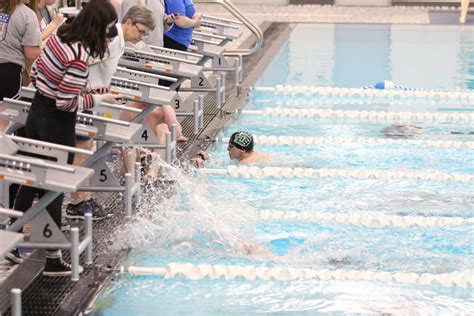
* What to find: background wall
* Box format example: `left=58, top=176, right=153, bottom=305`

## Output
left=231, top=0, right=462, bottom=4
left=232, top=0, right=289, bottom=5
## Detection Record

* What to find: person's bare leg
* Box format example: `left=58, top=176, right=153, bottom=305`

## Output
left=0, top=106, right=9, bottom=132
left=120, top=147, right=139, bottom=179
left=153, top=123, right=168, bottom=159
left=69, top=139, right=93, bottom=204
left=119, top=101, right=144, bottom=179
left=144, top=123, right=168, bottom=180
left=145, top=107, right=164, bottom=135
left=161, top=105, right=186, bottom=142
left=146, top=106, right=186, bottom=142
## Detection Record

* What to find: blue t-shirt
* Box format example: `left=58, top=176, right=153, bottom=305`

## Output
left=164, top=0, right=196, bottom=48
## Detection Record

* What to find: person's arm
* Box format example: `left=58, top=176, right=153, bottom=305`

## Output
left=174, top=12, right=201, bottom=28
left=166, top=0, right=201, bottom=29
left=56, top=59, right=121, bottom=112
left=23, top=46, right=41, bottom=60
left=22, top=7, right=41, bottom=60
left=40, top=13, right=66, bottom=42
left=56, top=59, right=98, bottom=111
left=163, top=14, right=177, bottom=32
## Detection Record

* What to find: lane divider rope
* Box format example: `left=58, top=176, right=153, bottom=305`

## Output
left=269, top=98, right=473, bottom=106
left=239, top=108, right=474, bottom=123
left=220, top=136, right=474, bottom=150
left=126, top=263, right=473, bottom=288
left=254, top=85, right=474, bottom=103
left=258, top=210, right=474, bottom=228
left=200, top=166, right=474, bottom=183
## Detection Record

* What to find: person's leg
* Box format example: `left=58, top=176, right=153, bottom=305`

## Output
left=69, top=138, right=94, bottom=203
left=33, top=102, right=76, bottom=228
left=143, top=123, right=168, bottom=182
left=0, top=63, right=22, bottom=131
left=161, top=104, right=186, bottom=142
left=159, top=35, right=188, bottom=88
left=29, top=93, right=83, bottom=276
left=146, top=106, right=186, bottom=142
left=118, top=102, right=144, bottom=178
left=153, top=123, right=168, bottom=159
left=65, top=137, right=109, bottom=220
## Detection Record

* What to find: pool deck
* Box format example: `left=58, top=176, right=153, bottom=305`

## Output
left=0, top=3, right=473, bottom=315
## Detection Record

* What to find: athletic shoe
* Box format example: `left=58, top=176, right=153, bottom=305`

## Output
left=42, top=257, right=83, bottom=277
left=65, top=198, right=111, bottom=221
left=5, top=249, right=24, bottom=264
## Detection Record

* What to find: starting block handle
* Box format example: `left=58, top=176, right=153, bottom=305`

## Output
left=116, top=66, right=177, bottom=82
left=0, top=153, right=75, bottom=173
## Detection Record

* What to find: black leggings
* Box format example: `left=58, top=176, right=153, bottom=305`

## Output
left=0, top=63, right=23, bottom=207
left=0, top=62, right=22, bottom=101
left=13, top=92, right=76, bottom=228
left=159, top=35, right=188, bottom=88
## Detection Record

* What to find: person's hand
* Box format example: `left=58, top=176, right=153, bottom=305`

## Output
left=90, top=86, right=109, bottom=94
left=190, top=150, right=208, bottom=168
left=196, top=150, right=208, bottom=160
left=99, top=93, right=123, bottom=102
left=164, top=14, right=177, bottom=25
left=193, top=12, right=202, bottom=27
left=52, top=13, right=66, bottom=27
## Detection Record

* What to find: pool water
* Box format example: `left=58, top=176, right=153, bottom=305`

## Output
left=93, top=23, right=474, bottom=314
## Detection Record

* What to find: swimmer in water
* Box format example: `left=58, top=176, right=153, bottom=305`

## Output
left=381, top=125, right=423, bottom=138
left=381, top=125, right=473, bottom=138
left=227, top=131, right=268, bottom=164
left=189, top=131, right=269, bottom=167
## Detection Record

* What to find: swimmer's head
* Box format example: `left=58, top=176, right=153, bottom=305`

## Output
left=228, top=131, right=254, bottom=160
left=228, top=131, right=254, bottom=152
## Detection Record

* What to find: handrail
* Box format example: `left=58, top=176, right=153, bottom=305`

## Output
left=195, top=0, right=264, bottom=56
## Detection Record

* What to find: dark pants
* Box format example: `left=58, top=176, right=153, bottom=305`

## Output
left=0, top=63, right=23, bottom=208
left=159, top=35, right=188, bottom=89
left=0, top=62, right=22, bottom=101
left=13, top=92, right=76, bottom=228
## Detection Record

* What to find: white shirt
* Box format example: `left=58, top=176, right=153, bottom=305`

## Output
left=88, top=23, right=125, bottom=89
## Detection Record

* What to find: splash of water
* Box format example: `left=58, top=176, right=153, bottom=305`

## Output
left=108, top=154, right=263, bottom=258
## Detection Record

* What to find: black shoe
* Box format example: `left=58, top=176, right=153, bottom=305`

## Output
left=43, top=257, right=83, bottom=277
left=5, top=249, right=24, bottom=264
left=65, top=199, right=112, bottom=221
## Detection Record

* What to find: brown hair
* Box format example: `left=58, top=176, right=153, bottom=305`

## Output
left=0, top=0, right=22, bottom=15
left=23, top=0, right=38, bottom=15
left=57, top=0, right=117, bottom=58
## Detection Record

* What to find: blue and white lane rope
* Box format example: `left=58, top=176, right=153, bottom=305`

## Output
left=258, top=210, right=473, bottom=228
left=126, top=263, right=473, bottom=288
left=220, top=136, right=474, bottom=150
left=238, top=108, right=474, bottom=123
left=200, top=166, right=474, bottom=183
left=254, top=85, right=474, bottom=102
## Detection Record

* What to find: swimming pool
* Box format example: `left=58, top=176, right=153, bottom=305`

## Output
left=92, top=23, right=474, bottom=314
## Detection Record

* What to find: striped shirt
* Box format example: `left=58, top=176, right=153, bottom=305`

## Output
left=31, top=34, right=101, bottom=112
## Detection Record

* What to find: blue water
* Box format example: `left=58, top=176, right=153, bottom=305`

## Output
left=93, top=24, right=474, bottom=314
